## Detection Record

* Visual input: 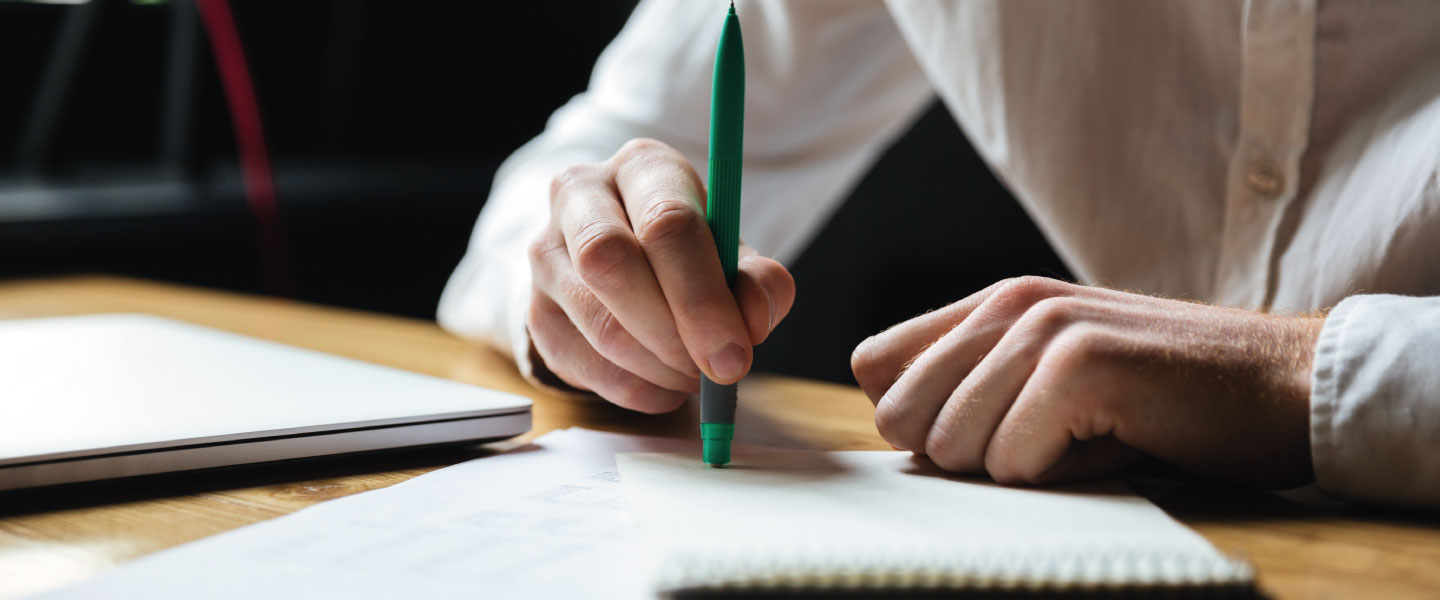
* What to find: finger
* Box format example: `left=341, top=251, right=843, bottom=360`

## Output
left=871, top=286, right=1074, bottom=452
left=527, top=291, right=688, bottom=414
left=550, top=163, right=698, bottom=378
left=983, top=347, right=1140, bottom=484
left=611, top=139, right=751, bottom=384
left=872, top=325, right=974, bottom=453
left=733, top=250, right=795, bottom=345
left=853, top=275, right=1176, bottom=405
left=852, top=277, right=1070, bottom=403
left=923, top=297, right=1095, bottom=473
left=851, top=285, right=996, bottom=402
left=530, top=227, right=700, bottom=394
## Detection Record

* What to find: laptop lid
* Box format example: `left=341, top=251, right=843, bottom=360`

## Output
left=0, top=314, right=532, bottom=489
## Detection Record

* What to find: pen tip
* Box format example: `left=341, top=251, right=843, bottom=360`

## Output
left=703, top=439, right=732, bottom=466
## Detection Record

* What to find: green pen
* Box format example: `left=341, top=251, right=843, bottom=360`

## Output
left=701, top=1, right=744, bottom=467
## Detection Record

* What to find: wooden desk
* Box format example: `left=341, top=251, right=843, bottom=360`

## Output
left=0, top=277, right=1436, bottom=599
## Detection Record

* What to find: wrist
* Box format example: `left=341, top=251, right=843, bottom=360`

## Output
left=1280, top=316, right=1326, bottom=408
left=1270, top=314, right=1326, bottom=484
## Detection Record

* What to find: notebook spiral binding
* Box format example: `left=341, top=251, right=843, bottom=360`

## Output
left=657, top=546, right=1254, bottom=593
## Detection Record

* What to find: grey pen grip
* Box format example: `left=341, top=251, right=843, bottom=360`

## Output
left=700, top=376, right=738, bottom=423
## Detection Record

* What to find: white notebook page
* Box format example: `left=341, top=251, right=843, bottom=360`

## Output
left=618, top=449, right=1253, bottom=592
left=41, top=429, right=693, bottom=599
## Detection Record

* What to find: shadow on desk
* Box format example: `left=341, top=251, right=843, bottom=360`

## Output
left=1152, top=478, right=1440, bottom=532
left=0, top=441, right=503, bottom=518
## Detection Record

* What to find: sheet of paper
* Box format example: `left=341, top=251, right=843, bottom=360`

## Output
left=42, top=429, right=704, bottom=599
left=618, top=449, right=1252, bottom=591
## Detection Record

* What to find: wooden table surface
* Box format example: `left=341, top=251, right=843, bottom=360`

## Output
left=0, top=276, right=1436, bottom=599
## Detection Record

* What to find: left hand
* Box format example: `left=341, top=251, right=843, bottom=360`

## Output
left=851, top=276, right=1324, bottom=487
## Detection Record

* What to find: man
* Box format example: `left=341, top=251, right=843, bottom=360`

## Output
left=439, top=1, right=1440, bottom=508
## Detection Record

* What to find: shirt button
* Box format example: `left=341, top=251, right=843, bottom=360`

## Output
left=1244, top=160, right=1284, bottom=197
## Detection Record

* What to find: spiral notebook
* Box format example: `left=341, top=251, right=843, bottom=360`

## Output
left=617, top=449, right=1254, bottom=595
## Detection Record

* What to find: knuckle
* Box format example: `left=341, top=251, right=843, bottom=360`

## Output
left=589, top=309, right=630, bottom=359
left=569, top=289, right=609, bottom=334
left=603, top=365, right=647, bottom=407
left=850, top=338, right=880, bottom=381
left=852, top=337, right=900, bottom=401
left=872, top=399, right=909, bottom=446
left=572, top=223, right=635, bottom=287
left=1009, top=274, right=1061, bottom=293
left=635, top=193, right=703, bottom=246
left=984, top=452, right=1031, bottom=485
left=549, top=163, right=602, bottom=203
left=740, top=255, right=776, bottom=286
left=924, top=426, right=975, bottom=473
left=994, top=276, right=1065, bottom=310
left=614, top=137, right=672, bottom=165
left=602, top=364, right=678, bottom=415
left=1044, top=323, right=1111, bottom=371
left=526, top=303, right=574, bottom=379
left=528, top=232, right=567, bottom=287
left=753, top=258, right=797, bottom=301
left=613, top=379, right=649, bottom=410
left=636, top=392, right=686, bottom=415
left=657, top=330, right=695, bottom=372
left=631, top=396, right=678, bottom=415
left=1017, top=296, right=1083, bottom=336
left=527, top=232, right=554, bottom=266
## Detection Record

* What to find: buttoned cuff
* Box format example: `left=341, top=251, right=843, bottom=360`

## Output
left=1310, top=294, right=1440, bottom=509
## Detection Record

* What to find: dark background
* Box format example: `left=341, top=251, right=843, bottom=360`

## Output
left=1, top=0, right=1069, bottom=385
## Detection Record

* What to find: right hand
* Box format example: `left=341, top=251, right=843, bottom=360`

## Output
left=527, top=138, right=796, bottom=413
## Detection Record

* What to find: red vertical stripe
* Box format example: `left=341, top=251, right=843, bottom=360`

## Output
left=197, top=0, right=292, bottom=296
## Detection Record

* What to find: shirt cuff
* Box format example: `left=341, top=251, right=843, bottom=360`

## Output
left=1310, top=294, right=1440, bottom=509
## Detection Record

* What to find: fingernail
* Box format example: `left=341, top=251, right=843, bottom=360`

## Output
left=763, top=286, right=777, bottom=332
left=708, top=344, right=747, bottom=381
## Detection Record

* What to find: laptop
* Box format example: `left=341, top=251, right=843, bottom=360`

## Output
left=0, top=314, right=532, bottom=491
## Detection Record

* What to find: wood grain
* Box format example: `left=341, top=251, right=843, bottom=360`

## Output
left=0, top=276, right=1436, bottom=599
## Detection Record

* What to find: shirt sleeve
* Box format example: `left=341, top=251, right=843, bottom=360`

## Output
left=1310, top=294, right=1440, bottom=508
left=437, top=0, right=933, bottom=387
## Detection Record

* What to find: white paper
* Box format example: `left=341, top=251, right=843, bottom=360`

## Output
left=617, top=449, right=1253, bottom=591
left=41, top=429, right=700, bottom=599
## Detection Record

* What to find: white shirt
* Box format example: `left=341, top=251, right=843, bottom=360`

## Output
left=440, top=0, right=1440, bottom=508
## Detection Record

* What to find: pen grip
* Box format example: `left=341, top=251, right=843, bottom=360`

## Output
left=700, top=377, right=738, bottom=423
left=706, top=156, right=742, bottom=288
